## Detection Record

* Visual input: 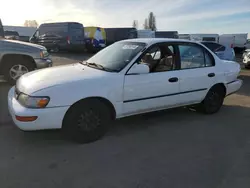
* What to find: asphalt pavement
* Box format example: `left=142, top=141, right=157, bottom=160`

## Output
left=0, top=53, right=250, bottom=188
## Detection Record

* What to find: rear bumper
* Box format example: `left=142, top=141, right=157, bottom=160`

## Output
left=226, top=79, right=243, bottom=96
left=34, top=58, right=53, bottom=69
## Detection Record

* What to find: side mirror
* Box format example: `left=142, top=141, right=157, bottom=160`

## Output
left=127, top=63, right=150, bottom=75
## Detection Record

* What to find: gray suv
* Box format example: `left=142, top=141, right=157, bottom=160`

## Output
left=0, top=19, right=52, bottom=84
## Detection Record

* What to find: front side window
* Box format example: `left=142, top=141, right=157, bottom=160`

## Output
left=138, top=44, right=176, bottom=73
left=179, top=44, right=213, bottom=69
left=86, top=42, right=146, bottom=72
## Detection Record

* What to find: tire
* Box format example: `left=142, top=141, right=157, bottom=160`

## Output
left=3, top=59, right=35, bottom=85
left=197, top=86, right=225, bottom=114
left=245, top=65, right=250, bottom=69
left=62, top=99, right=112, bottom=143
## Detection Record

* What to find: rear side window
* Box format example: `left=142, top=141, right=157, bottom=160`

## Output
left=202, top=42, right=225, bottom=52
left=70, top=28, right=83, bottom=36
left=179, top=44, right=214, bottom=69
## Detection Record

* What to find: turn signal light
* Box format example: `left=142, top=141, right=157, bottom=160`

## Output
left=16, top=116, right=38, bottom=122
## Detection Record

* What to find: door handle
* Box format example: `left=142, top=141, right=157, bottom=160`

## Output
left=208, top=73, right=215, bottom=77
left=168, top=77, right=178, bottom=82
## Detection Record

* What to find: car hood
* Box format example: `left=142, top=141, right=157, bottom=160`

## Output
left=2, top=39, right=46, bottom=50
left=17, top=63, right=109, bottom=94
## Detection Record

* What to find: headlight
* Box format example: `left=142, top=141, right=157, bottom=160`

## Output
left=18, top=93, right=50, bottom=108
left=40, top=49, right=49, bottom=58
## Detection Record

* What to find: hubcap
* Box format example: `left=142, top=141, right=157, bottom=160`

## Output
left=208, top=91, right=221, bottom=109
left=9, top=64, right=29, bottom=80
left=77, top=110, right=100, bottom=131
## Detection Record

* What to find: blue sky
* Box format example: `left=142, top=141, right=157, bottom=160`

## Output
left=1, top=0, right=250, bottom=34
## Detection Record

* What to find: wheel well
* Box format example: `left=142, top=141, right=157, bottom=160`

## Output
left=64, top=97, right=117, bottom=122
left=211, top=83, right=226, bottom=96
left=0, top=54, right=35, bottom=74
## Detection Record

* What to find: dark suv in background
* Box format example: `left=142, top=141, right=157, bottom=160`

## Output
left=4, top=30, right=20, bottom=40
left=29, top=22, right=85, bottom=52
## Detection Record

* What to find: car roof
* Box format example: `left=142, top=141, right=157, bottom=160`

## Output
left=120, top=38, right=199, bottom=46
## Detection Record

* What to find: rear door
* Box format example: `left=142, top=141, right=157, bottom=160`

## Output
left=69, top=23, right=84, bottom=45
left=177, top=42, right=216, bottom=104
left=38, top=23, right=68, bottom=48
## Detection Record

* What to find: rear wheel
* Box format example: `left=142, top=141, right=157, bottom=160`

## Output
left=3, top=59, right=35, bottom=85
left=197, top=86, right=225, bottom=114
left=62, top=99, right=112, bottom=143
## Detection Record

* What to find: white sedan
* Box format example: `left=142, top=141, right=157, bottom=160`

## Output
left=8, top=38, right=243, bottom=143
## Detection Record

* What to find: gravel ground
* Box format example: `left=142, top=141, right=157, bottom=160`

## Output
left=0, top=52, right=250, bottom=188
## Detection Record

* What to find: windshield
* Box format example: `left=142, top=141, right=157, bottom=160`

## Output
left=86, top=41, right=146, bottom=72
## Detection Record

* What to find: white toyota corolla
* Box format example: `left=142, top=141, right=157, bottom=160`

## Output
left=8, top=39, right=243, bottom=143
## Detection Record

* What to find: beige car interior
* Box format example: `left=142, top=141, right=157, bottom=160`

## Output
left=141, top=46, right=175, bottom=72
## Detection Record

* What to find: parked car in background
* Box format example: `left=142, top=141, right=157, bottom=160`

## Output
left=179, top=34, right=219, bottom=43
left=30, top=22, right=85, bottom=52
left=4, top=26, right=36, bottom=42
left=0, top=39, right=52, bottom=84
left=201, top=41, right=235, bottom=61
left=8, top=38, right=242, bottom=143
left=105, top=27, right=137, bottom=46
left=4, top=30, right=20, bottom=40
left=84, top=26, right=106, bottom=52
left=219, top=34, right=248, bottom=53
left=243, top=49, right=250, bottom=69
left=155, top=31, right=179, bottom=38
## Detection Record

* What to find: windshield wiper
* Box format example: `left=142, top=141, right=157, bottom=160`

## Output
left=81, top=61, right=116, bottom=72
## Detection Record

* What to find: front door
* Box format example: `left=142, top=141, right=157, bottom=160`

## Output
left=123, top=43, right=181, bottom=116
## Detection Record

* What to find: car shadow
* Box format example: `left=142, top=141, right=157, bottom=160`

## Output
left=237, top=74, right=250, bottom=97
left=7, top=104, right=249, bottom=146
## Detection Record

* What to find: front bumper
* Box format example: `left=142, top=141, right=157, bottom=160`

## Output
left=8, top=87, right=69, bottom=131
left=34, top=57, right=53, bottom=69
left=226, top=79, right=243, bottom=96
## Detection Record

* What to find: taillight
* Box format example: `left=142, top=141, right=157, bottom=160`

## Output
left=67, top=36, right=70, bottom=44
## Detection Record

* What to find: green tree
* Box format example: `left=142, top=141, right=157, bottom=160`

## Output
left=24, top=20, right=38, bottom=28
left=132, top=20, right=138, bottom=29
left=148, top=12, right=156, bottom=31
left=143, top=18, right=149, bottom=29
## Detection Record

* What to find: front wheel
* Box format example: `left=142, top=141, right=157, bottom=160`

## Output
left=62, top=99, right=112, bottom=143
left=197, top=86, right=225, bottom=114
